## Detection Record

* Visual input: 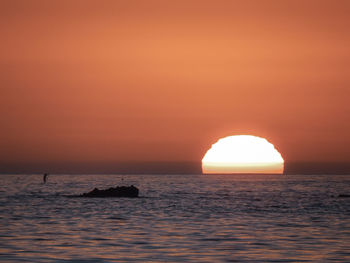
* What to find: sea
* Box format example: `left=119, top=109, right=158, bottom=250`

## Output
left=0, top=174, right=349, bottom=262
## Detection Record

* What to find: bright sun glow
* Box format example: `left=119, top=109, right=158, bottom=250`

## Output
left=202, top=135, right=284, bottom=174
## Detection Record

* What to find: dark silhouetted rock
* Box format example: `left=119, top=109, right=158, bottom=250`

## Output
left=338, top=194, right=350, bottom=198
left=80, top=185, right=139, bottom=198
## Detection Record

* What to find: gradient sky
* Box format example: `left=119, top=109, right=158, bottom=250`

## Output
left=1, top=0, right=349, bottom=169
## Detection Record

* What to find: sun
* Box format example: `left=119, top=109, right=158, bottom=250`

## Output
left=202, top=135, right=284, bottom=174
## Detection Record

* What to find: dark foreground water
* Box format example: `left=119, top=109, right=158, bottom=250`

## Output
left=0, top=174, right=349, bottom=262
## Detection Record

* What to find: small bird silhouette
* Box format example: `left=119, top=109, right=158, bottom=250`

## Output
left=43, top=173, right=48, bottom=183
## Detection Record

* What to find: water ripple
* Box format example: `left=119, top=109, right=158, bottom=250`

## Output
left=0, top=174, right=349, bottom=262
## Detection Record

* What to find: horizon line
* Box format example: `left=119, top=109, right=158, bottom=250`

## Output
left=1, top=161, right=350, bottom=175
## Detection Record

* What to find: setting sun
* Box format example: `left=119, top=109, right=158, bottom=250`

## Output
left=202, top=135, right=284, bottom=174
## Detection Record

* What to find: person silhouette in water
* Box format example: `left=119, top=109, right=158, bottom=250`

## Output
left=43, top=173, right=48, bottom=183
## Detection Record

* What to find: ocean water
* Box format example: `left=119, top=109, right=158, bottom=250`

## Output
left=0, top=174, right=349, bottom=262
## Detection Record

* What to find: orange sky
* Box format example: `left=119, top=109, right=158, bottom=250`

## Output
left=1, top=0, right=349, bottom=169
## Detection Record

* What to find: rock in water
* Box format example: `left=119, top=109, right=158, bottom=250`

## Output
left=338, top=194, right=350, bottom=198
left=80, top=185, right=139, bottom=198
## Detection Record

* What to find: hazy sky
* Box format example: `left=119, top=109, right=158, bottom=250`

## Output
left=1, top=0, right=349, bottom=169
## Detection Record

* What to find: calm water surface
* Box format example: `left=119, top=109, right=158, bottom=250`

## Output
left=0, top=174, right=349, bottom=262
